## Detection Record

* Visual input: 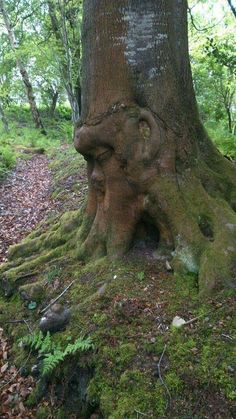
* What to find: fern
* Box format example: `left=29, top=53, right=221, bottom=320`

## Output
left=63, top=336, right=93, bottom=356
left=21, top=330, right=44, bottom=350
left=42, top=336, right=93, bottom=376
left=39, top=331, right=53, bottom=354
left=21, top=331, right=93, bottom=377
left=21, top=331, right=53, bottom=353
left=42, top=349, right=65, bottom=375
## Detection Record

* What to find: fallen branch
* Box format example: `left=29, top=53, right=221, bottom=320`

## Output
left=135, top=410, right=148, bottom=418
left=157, top=344, right=171, bottom=410
left=40, top=279, right=75, bottom=314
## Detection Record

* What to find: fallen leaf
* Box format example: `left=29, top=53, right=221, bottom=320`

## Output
left=1, top=362, right=9, bottom=373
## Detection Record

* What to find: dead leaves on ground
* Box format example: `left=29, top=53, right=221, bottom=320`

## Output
left=0, top=155, right=60, bottom=263
left=0, top=327, right=37, bottom=418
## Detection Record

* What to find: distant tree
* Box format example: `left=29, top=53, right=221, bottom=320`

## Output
left=190, top=6, right=236, bottom=135
left=46, top=0, right=82, bottom=123
left=227, top=0, right=236, bottom=18
left=0, top=0, right=46, bottom=133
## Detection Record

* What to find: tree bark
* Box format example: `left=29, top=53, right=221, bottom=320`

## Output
left=74, top=0, right=236, bottom=294
left=49, top=90, right=59, bottom=118
left=0, top=0, right=46, bottom=134
left=0, top=102, right=9, bottom=132
left=227, top=0, right=236, bottom=18
left=47, top=0, right=80, bottom=124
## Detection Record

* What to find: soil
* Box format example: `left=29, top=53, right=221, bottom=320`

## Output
left=0, top=155, right=59, bottom=264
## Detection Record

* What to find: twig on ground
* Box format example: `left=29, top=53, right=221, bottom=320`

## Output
left=157, top=344, right=171, bottom=410
left=23, top=319, right=33, bottom=334
left=40, top=279, right=75, bottom=314
left=135, top=410, right=148, bottom=418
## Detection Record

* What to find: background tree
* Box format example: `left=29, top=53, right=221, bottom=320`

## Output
left=74, top=0, right=236, bottom=294
left=0, top=0, right=46, bottom=133
left=189, top=0, right=236, bottom=138
left=46, top=0, right=82, bottom=123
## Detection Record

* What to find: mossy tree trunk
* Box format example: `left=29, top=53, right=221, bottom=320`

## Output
left=74, top=0, right=236, bottom=294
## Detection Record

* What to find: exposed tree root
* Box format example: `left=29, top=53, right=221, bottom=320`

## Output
left=0, top=104, right=236, bottom=297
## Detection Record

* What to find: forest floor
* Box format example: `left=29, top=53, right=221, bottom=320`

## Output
left=0, top=154, right=58, bottom=264
left=0, top=145, right=235, bottom=419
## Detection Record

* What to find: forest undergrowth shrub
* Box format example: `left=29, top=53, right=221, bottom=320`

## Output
left=21, top=331, right=93, bottom=376
left=206, top=121, right=236, bottom=157
left=0, top=143, right=16, bottom=179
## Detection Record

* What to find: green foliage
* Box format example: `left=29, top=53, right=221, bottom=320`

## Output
left=22, top=331, right=93, bottom=376
left=206, top=121, right=236, bottom=157
left=0, top=143, right=16, bottom=179
left=137, top=271, right=145, bottom=281
left=190, top=1, right=236, bottom=138
left=45, top=266, right=61, bottom=284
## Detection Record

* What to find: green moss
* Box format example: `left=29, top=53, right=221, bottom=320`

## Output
left=19, top=280, right=45, bottom=302
left=0, top=191, right=235, bottom=419
left=36, top=406, right=51, bottom=419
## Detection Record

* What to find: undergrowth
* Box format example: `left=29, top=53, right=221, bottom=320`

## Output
left=0, top=105, right=73, bottom=182
left=0, top=143, right=16, bottom=179
left=206, top=121, right=236, bottom=157
left=21, top=331, right=93, bottom=376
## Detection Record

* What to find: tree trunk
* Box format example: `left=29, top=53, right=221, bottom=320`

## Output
left=226, top=107, right=233, bottom=134
left=227, top=0, right=236, bottom=18
left=0, top=102, right=9, bottom=132
left=49, top=90, right=59, bottom=118
left=74, top=0, right=236, bottom=294
left=47, top=0, right=80, bottom=124
left=0, top=0, right=46, bottom=134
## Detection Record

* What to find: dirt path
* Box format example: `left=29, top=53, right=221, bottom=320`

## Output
left=0, top=155, right=57, bottom=264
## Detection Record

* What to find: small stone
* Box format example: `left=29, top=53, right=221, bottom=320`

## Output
left=19, top=367, right=29, bottom=377
left=31, top=364, right=40, bottom=377
left=171, top=316, right=186, bottom=328
left=165, top=260, right=173, bottom=271
left=150, top=337, right=156, bottom=343
left=227, top=365, right=235, bottom=374
left=39, top=304, right=71, bottom=333
left=96, top=283, right=107, bottom=296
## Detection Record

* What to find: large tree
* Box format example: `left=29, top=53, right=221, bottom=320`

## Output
left=74, top=0, right=236, bottom=293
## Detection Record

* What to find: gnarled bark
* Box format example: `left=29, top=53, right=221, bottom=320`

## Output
left=74, top=0, right=236, bottom=293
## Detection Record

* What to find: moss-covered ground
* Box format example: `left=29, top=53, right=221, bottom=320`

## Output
left=0, top=143, right=235, bottom=419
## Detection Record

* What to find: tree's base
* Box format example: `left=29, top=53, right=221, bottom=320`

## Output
left=1, top=105, right=236, bottom=296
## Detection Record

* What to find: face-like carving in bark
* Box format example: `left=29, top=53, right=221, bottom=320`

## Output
left=74, top=105, right=167, bottom=257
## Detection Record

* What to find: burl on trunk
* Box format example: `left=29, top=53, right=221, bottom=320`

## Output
left=74, top=0, right=236, bottom=293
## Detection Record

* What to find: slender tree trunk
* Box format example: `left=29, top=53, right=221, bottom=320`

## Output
left=227, top=0, right=236, bottom=18
left=0, top=102, right=9, bottom=132
left=47, top=0, right=80, bottom=123
left=74, top=0, right=236, bottom=294
left=49, top=90, right=59, bottom=118
left=226, top=107, right=233, bottom=133
left=0, top=0, right=46, bottom=134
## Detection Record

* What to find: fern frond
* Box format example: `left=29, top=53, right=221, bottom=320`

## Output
left=42, top=349, right=64, bottom=376
left=63, top=336, right=93, bottom=356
